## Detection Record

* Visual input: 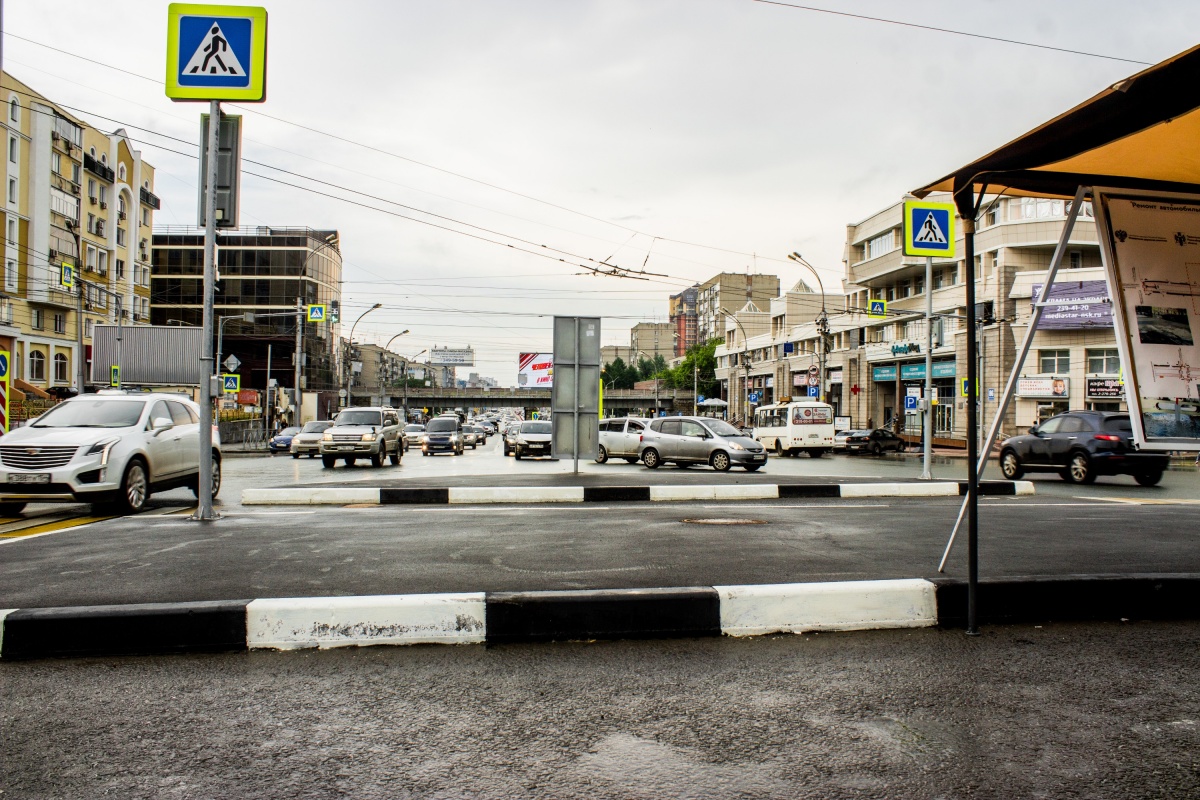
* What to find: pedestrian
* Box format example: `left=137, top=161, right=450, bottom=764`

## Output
left=867, top=416, right=875, bottom=430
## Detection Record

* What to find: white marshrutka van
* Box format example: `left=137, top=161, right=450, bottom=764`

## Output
left=753, top=401, right=836, bottom=457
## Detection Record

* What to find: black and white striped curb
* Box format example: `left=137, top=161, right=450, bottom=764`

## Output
left=242, top=480, right=1034, bottom=506
left=3, top=573, right=1195, bottom=659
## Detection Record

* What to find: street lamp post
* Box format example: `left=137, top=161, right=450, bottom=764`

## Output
left=718, top=308, right=751, bottom=425
left=637, top=350, right=660, bottom=417
left=344, top=303, right=383, bottom=409
left=788, top=252, right=830, bottom=404
left=215, top=312, right=255, bottom=379
left=397, top=348, right=426, bottom=422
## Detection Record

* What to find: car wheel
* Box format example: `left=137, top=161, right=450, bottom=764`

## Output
left=191, top=454, right=222, bottom=499
left=711, top=451, right=732, bottom=472
left=371, top=444, right=386, bottom=468
left=871, top=442, right=883, bottom=456
left=642, top=448, right=661, bottom=469
left=390, top=446, right=401, bottom=465
left=345, top=457, right=357, bottom=467
left=774, top=440, right=784, bottom=456
left=117, top=459, right=149, bottom=513
left=1000, top=450, right=1024, bottom=480
left=422, top=451, right=429, bottom=457
left=1135, top=470, right=1163, bottom=487
left=1063, top=452, right=1095, bottom=484
left=0, top=501, right=26, bottom=516
left=291, top=452, right=300, bottom=459
left=897, top=441, right=906, bottom=453
left=744, top=464, right=762, bottom=472
left=322, top=455, right=337, bottom=468
left=624, top=457, right=639, bottom=464
left=514, top=450, right=522, bottom=460
left=596, top=445, right=608, bottom=464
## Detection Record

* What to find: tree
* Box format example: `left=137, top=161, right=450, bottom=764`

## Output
left=666, top=338, right=721, bottom=398
left=602, top=357, right=636, bottom=389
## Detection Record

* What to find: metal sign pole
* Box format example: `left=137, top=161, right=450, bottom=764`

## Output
left=921, top=255, right=934, bottom=480
left=573, top=317, right=580, bottom=474
left=194, top=99, right=220, bottom=521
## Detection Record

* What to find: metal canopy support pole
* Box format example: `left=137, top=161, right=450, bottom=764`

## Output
left=921, top=256, right=934, bottom=479
left=938, top=186, right=1087, bottom=572
left=958, top=187, right=982, bottom=636
left=194, top=99, right=220, bottom=521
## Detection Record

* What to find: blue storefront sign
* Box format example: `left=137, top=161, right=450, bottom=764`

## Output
left=872, top=365, right=897, bottom=381
left=898, top=361, right=957, bottom=380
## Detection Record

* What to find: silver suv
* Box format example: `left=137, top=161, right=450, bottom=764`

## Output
left=320, top=407, right=402, bottom=468
left=638, top=416, right=767, bottom=472
left=596, top=417, right=649, bottom=464
left=0, top=391, right=220, bottom=514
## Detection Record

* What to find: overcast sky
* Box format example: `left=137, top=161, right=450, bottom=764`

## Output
left=8, top=1, right=1200, bottom=382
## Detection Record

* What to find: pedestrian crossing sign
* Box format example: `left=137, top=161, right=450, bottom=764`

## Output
left=111, top=366, right=120, bottom=387
left=306, top=304, right=326, bottom=323
left=868, top=299, right=887, bottom=319
left=903, top=200, right=956, bottom=259
left=165, top=4, right=268, bottom=102
left=222, top=373, right=240, bottom=393
left=60, top=262, right=75, bottom=289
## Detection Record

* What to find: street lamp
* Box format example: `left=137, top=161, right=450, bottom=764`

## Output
left=637, top=349, right=661, bottom=417
left=344, top=303, right=383, bottom=408
left=787, top=252, right=831, bottom=404
left=215, top=312, right=256, bottom=378
left=397, top=348, right=426, bottom=422
left=718, top=307, right=751, bottom=424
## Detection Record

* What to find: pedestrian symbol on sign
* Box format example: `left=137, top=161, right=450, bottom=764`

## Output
left=306, top=304, right=326, bottom=323
left=914, top=211, right=947, bottom=245
left=184, top=23, right=245, bottom=76
left=222, top=374, right=240, bottom=393
left=868, top=299, right=887, bottom=319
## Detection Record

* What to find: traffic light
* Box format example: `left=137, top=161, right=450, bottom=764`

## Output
left=329, top=300, right=340, bottom=324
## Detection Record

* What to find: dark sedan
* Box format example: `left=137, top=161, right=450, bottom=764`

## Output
left=999, top=411, right=1168, bottom=485
left=268, top=426, right=301, bottom=453
left=841, top=428, right=907, bottom=455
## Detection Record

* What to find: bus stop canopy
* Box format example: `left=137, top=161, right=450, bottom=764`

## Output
left=914, top=42, right=1200, bottom=206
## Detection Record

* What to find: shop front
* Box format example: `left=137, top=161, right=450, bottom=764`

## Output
left=1085, top=376, right=1125, bottom=412
left=899, top=360, right=957, bottom=436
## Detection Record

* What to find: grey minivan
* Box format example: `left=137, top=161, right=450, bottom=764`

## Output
left=596, top=417, right=650, bottom=464
left=638, top=416, right=767, bottom=471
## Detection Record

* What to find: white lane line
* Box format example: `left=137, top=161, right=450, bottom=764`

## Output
left=700, top=503, right=890, bottom=510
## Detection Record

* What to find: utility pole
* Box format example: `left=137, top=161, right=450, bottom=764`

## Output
left=921, top=255, right=934, bottom=480
left=293, top=298, right=303, bottom=425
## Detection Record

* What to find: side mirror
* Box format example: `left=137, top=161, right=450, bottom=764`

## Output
left=152, top=416, right=173, bottom=432
left=1029, top=426, right=1039, bottom=435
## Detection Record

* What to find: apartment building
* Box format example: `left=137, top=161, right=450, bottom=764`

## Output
left=1, top=72, right=158, bottom=405
left=695, top=272, right=780, bottom=344
left=669, top=285, right=698, bottom=356
left=150, top=226, right=343, bottom=397
left=715, top=192, right=1117, bottom=443
left=629, top=321, right=674, bottom=363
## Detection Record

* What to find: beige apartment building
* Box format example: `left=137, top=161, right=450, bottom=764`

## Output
left=1, top=72, right=157, bottom=410
left=715, top=193, right=1120, bottom=445
left=695, top=272, right=780, bottom=344
left=629, top=321, right=675, bottom=364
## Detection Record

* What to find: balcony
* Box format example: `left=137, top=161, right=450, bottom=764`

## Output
left=83, top=153, right=115, bottom=183
left=140, top=186, right=161, bottom=210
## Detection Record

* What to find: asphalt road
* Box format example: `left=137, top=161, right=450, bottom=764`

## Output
left=0, top=438, right=1196, bottom=607
left=3, top=621, right=1197, bottom=799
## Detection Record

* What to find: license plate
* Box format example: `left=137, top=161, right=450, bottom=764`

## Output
left=8, top=473, right=50, bottom=484
left=338, top=445, right=355, bottom=451
left=752, top=455, right=765, bottom=461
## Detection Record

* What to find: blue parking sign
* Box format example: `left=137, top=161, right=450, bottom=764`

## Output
left=905, top=395, right=919, bottom=411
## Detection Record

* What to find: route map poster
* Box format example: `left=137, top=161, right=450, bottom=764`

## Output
left=1097, top=190, right=1200, bottom=448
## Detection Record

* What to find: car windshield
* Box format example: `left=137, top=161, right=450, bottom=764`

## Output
left=32, top=399, right=146, bottom=428
left=278, top=427, right=301, bottom=436
left=301, top=421, right=330, bottom=433
left=335, top=410, right=382, bottom=426
left=521, top=422, right=552, bottom=434
left=701, top=419, right=742, bottom=437
left=426, top=419, right=457, bottom=433
left=405, top=425, right=425, bottom=432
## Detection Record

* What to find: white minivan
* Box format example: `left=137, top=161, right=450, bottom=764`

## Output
left=753, top=401, right=836, bottom=457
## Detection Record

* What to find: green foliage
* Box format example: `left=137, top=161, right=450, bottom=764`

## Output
left=664, top=338, right=720, bottom=396
left=601, top=356, right=637, bottom=389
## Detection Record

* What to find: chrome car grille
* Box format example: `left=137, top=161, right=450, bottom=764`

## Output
left=331, top=434, right=363, bottom=443
left=1, top=445, right=79, bottom=470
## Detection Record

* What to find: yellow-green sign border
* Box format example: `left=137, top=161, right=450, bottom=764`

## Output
left=165, top=4, right=268, bottom=102
left=903, top=200, right=957, bottom=259
left=221, top=373, right=241, bottom=393
left=306, top=304, right=327, bottom=323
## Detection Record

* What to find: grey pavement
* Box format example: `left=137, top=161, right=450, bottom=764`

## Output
left=2, top=621, right=1197, bottom=799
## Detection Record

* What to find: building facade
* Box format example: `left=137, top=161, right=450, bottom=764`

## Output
left=695, top=272, right=780, bottom=344
left=150, top=226, right=343, bottom=400
left=629, top=322, right=674, bottom=364
left=1, top=73, right=158, bottom=408
left=669, top=285, right=698, bottom=356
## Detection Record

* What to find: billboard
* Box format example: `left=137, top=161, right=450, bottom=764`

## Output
left=1097, top=190, right=1200, bottom=447
left=429, top=347, right=474, bottom=367
left=1031, top=280, right=1114, bottom=329
left=518, top=352, right=553, bottom=387
left=1017, top=377, right=1069, bottom=398
left=90, top=325, right=206, bottom=385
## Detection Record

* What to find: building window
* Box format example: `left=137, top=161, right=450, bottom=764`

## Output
left=9, top=98, right=17, bottom=122
left=7, top=177, right=15, bottom=203
left=115, top=258, right=125, bottom=278
left=99, top=185, right=107, bottom=206
left=8, top=136, right=16, bottom=163
left=119, top=163, right=126, bottom=182
left=86, top=246, right=97, bottom=271
left=72, top=163, right=80, bottom=184
left=1011, top=198, right=1065, bottom=221
left=866, top=230, right=896, bottom=260
left=53, top=313, right=66, bottom=334
left=28, top=351, right=44, bottom=381
left=118, top=195, right=126, bottom=216
left=89, top=147, right=96, bottom=158
left=7, top=218, right=14, bottom=244
left=100, top=153, right=107, bottom=165
left=1069, top=251, right=1082, bottom=269
left=85, top=319, right=93, bottom=338
left=88, top=178, right=96, bottom=200
left=98, top=250, right=108, bottom=274
left=87, top=213, right=96, bottom=233
left=141, top=207, right=149, bottom=226
left=1087, top=348, right=1120, bottom=374
left=116, top=227, right=126, bottom=247
left=53, top=353, right=68, bottom=382
left=31, top=308, right=43, bottom=330
left=1039, top=349, right=1070, bottom=374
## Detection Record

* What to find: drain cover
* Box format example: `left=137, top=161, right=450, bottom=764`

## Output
left=681, top=518, right=767, bottom=525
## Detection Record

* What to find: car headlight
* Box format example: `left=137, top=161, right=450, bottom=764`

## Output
left=422, top=434, right=430, bottom=442
left=361, top=433, right=375, bottom=442
left=727, top=442, right=745, bottom=451
left=86, top=437, right=120, bottom=466
left=322, top=432, right=333, bottom=441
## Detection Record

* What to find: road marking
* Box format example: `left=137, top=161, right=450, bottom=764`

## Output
left=700, top=503, right=890, bottom=509
left=1090, top=497, right=1200, bottom=506
left=0, top=513, right=116, bottom=541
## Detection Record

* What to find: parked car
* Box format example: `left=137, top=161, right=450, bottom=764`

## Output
left=269, top=426, right=301, bottom=453
left=319, top=407, right=402, bottom=468
left=596, top=417, right=650, bottom=464
left=0, top=391, right=221, bottom=514
left=289, top=420, right=334, bottom=458
left=403, top=424, right=426, bottom=449
left=513, top=421, right=553, bottom=459
left=841, top=428, right=906, bottom=455
left=422, top=416, right=463, bottom=456
left=999, top=411, right=1169, bottom=485
left=638, top=416, right=767, bottom=472
left=833, top=429, right=857, bottom=452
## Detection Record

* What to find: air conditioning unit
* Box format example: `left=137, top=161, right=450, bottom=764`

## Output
left=117, top=210, right=126, bottom=221
left=96, top=221, right=105, bottom=236
left=48, top=249, right=57, bottom=260
left=139, top=238, right=147, bottom=249
left=51, top=131, right=60, bottom=141
left=71, top=185, right=80, bottom=196
left=89, top=196, right=97, bottom=204
left=99, top=201, right=107, bottom=210
left=133, top=313, right=141, bottom=322
left=120, top=310, right=129, bottom=319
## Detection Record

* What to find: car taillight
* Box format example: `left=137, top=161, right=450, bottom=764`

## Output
left=639, top=434, right=644, bottom=442
left=1094, top=434, right=1121, bottom=442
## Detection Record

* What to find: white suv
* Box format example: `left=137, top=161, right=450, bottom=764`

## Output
left=0, top=391, right=221, bottom=514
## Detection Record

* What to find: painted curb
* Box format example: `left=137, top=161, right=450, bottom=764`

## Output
left=241, top=480, right=1034, bottom=506
left=6, top=571, right=1190, bottom=660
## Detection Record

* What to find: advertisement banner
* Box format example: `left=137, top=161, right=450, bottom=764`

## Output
left=429, top=347, right=475, bottom=367
left=1086, top=377, right=1124, bottom=398
left=1097, top=190, right=1200, bottom=446
left=518, top=352, right=553, bottom=387
left=899, top=361, right=957, bottom=381
left=1018, top=377, right=1069, bottom=398
left=872, top=365, right=897, bottom=381
left=1031, top=280, right=1114, bottom=329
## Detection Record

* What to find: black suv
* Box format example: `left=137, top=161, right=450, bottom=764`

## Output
left=998, top=411, right=1169, bottom=486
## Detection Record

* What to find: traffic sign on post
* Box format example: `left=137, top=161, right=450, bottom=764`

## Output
left=110, top=366, right=120, bottom=387
left=868, top=299, right=887, bottom=319
left=166, top=4, right=269, bottom=102
left=905, top=395, right=919, bottom=411
left=806, top=386, right=818, bottom=398
left=0, top=350, right=10, bottom=434
left=60, top=263, right=75, bottom=289
left=903, top=200, right=957, bottom=259
left=306, top=304, right=326, bottom=323
left=222, top=373, right=240, bottom=393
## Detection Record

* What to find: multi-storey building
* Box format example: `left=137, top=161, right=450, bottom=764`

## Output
left=669, top=285, right=698, bottom=356
left=150, top=226, right=343, bottom=403
left=600, top=344, right=635, bottom=367
left=695, top=272, right=780, bottom=344
left=629, top=321, right=674, bottom=364
left=715, top=193, right=1116, bottom=444
left=0, top=72, right=158, bottom=406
